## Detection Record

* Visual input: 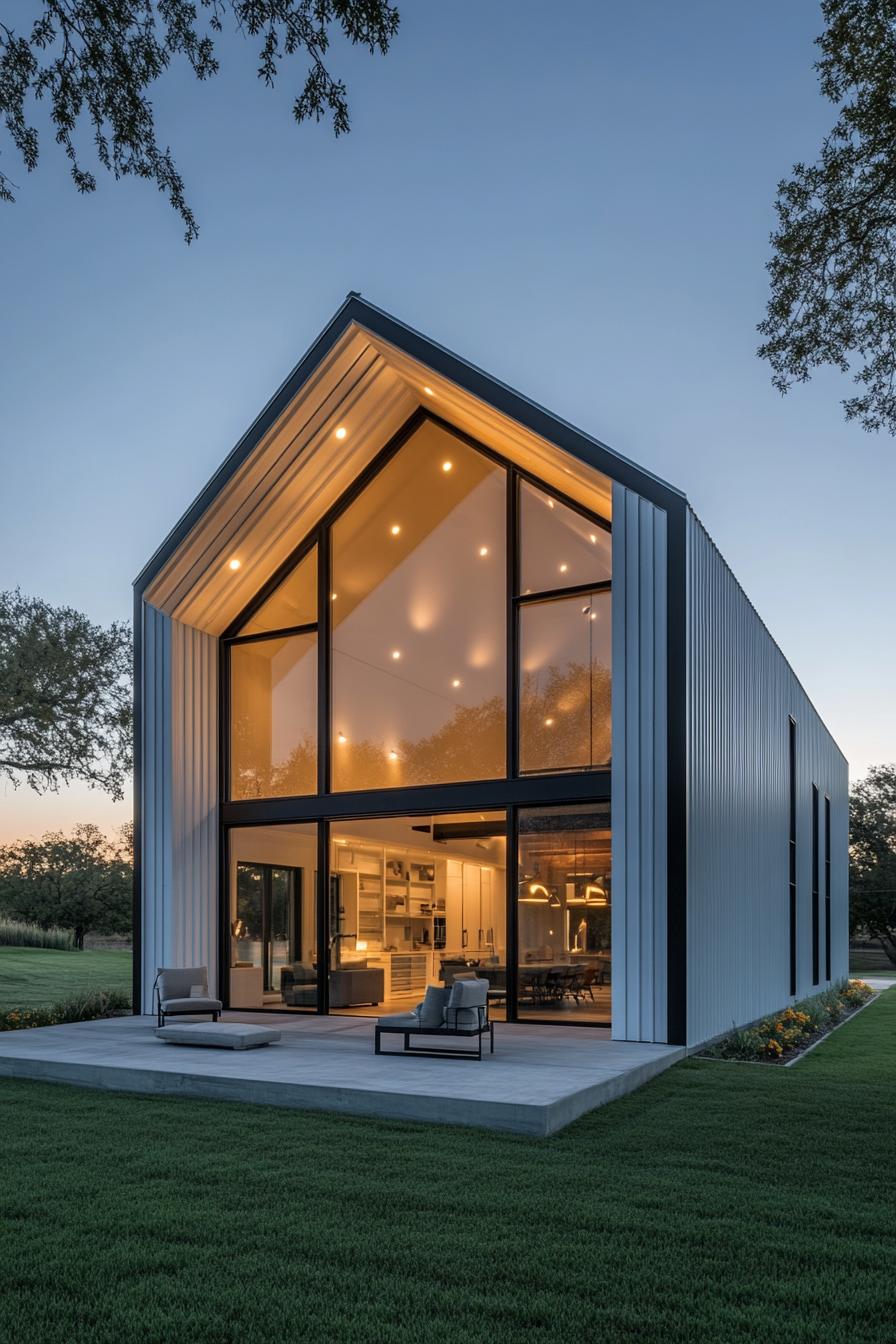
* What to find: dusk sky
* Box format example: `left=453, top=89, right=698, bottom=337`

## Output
left=1, top=0, right=893, bottom=843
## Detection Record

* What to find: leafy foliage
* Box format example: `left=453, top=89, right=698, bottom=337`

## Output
left=0, top=0, right=401, bottom=240
left=850, top=762, right=896, bottom=963
left=703, top=980, right=873, bottom=1062
left=0, top=987, right=131, bottom=1031
left=758, top=0, right=896, bottom=432
left=0, top=589, right=131, bottom=798
left=0, top=823, right=133, bottom=949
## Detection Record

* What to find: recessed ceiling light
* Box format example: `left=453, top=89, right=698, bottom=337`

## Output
left=547, top=500, right=555, bottom=510
left=331, top=592, right=338, bottom=601
left=478, top=546, right=489, bottom=557
left=391, top=650, right=401, bottom=660
left=337, top=732, right=347, bottom=744
left=544, top=717, right=554, bottom=727
left=390, top=524, right=401, bottom=536
left=452, top=678, right=461, bottom=688
left=590, top=612, right=597, bottom=621
left=334, top=426, right=347, bottom=440
left=228, top=558, right=241, bottom=571
left=589, top=533, right=598, bottom=544
left=559, top=563, right=568, bottom=573
left=442, top=460, right=453, bottom=472
left=423, top=386, right=434, bottom=396
left=388, top=749, right=399, bottom=761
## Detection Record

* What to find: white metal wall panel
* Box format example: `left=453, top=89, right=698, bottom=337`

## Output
left=139, top=605, right=219, bottom=1012
left=611, top=484, right=668, bottom=1043
left=686, top=514, right=848, bottom=1046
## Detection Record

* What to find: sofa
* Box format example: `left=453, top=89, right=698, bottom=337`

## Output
left=279, top=962, right=385, bottom=1008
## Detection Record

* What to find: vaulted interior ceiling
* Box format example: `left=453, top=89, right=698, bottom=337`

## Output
left=141, top=320, right=616, bottom=636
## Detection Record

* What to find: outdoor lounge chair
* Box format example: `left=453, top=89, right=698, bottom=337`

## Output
left=154, top=966, right=222, bottom=1027
left=375, top=977, right=494, bottom=1060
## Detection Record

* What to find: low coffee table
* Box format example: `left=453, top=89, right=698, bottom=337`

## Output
left=156, top=1022, right=281, bottom=1050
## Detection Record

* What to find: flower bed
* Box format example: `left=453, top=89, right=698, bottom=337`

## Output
left=0, top=988, right=131, bottom=1031
left=701, top=979, right=874, bottom=1064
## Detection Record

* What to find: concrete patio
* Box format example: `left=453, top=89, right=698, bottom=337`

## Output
left=0, top=1013, right=685, bottom=1136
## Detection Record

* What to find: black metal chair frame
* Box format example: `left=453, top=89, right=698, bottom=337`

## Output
left=153, top=976, right=221, bottom=1028
left=374, top=1004, right=494, bottom=1060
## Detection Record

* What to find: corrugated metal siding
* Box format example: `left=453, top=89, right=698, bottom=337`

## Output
left=611, top=484, right=669, bottom=1043
left=140, top=605, right=218, bottom=1011
left=686, top=513, right=848, bottom=1046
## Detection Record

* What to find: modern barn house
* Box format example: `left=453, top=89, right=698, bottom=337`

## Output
left=133, top=294, right=847, bottom=1049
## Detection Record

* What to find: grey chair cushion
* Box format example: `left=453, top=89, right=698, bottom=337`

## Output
left=446, top=977, right=489, bottom=1028
left=159, top=996, right=223, bottom=1013
left=157, top=966, right=210, bottom=1001
left=416, top=984, right=449, bottom=1028
left=156, top=1023, right=280, bottom=1049
left=376, top=1012, right=421, bottom=1029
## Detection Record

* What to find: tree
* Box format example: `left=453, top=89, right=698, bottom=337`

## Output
left=0, top=1, right=400, bottom=241
left=0, top=822, right=133, bottom=949
left=849, top=763, right=896, bottom=965
left=0, top=589, right=131, bottom=799
left=758, top=0, right=896, bottom=433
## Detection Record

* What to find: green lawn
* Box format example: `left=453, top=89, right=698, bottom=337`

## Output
left=0, top=945, right=131, bottom=1009
left=0, top=994, right=894, bottom=1343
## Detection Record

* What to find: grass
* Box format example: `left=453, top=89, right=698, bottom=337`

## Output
left=0, top=995, right=894, bottom=1342
left=0, top=918, right=74, bottom=950
left=0, top=945, right=131, bottom=1010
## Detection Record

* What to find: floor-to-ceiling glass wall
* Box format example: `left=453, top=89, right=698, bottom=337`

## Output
left=516, top=803, right=611, bottom=1023
left=227, top=824, right=317, bottom=1011
left=328, top=812, right=507, bottom=1019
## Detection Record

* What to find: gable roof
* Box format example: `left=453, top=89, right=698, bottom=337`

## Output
left=135, top=293, right=686, bottom=633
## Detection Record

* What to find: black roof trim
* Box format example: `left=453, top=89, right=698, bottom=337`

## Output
left=135, top=292, right=687, bottom=595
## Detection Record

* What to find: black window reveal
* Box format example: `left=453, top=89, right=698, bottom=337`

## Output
left=824, top=795, right=832, bottom=981
left=788, top=717, right=797, bottom=996
left=811, top=784, right=820, bottom=986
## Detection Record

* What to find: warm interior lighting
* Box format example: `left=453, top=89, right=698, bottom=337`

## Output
left=391, top=649, right=401, bottom=660
left=547, top=500, right=555, bottom=509
left=228, top=558, right=241, bottom=571
left=337, top=732, right=347, bottom=744
left=390, top=524, right=401, bottom=536
left=388, top=749, right=399, bottom=761
left=520, top=881, right=551, bottom=903
left=544, top=717, right=554, bottom=727
left=334, top=426, right=348, bottom=440
left=478, top=545, right=489, bottom=557
left=354, top=940, right=368, bottom=952
left=423, top=386, right=434, bottom=396
left=582, top=604, right=592, bottom=614
left=589, top=533, right=598, bottom=544
left=559, top=563, right=568, bottom=573
left=441, top=460, right=453, bottom=472
left=451, top=678, right=461, bottom=688
left=331, top=592, right=338, bottom=601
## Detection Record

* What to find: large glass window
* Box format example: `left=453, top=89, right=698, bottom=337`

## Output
left=519, top=590, right=611, bottom=773
left=516, top=803, right=611, bottom=1023
left=230, top=634, right=317, bottom=798
left=228, top=824, right=318, bottom=1011
left=520, top=480, right=611, bottom=594
left=331, top=420, right=506, bottom=791
left=328, top=811, right=506, bottom=1020
left=239, top=546, right=317, bottom=636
